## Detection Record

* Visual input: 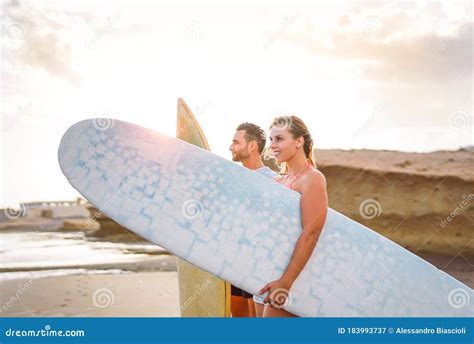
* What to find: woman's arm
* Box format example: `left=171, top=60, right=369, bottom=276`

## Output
left=280, top=171, right=328, bottom=284
left=259, top=171, right=328, bottom=305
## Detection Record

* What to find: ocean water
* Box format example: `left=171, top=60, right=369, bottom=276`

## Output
left=0, top=230, right=169, bottom=280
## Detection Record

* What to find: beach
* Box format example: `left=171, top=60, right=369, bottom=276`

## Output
left=0, top=209, right=181, bottom=317
left=0, top=271, right=179, bottom=317
left=1, top=148, right=473, bottom=317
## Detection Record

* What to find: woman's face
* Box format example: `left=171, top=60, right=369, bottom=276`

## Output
left=269, top=127, right=302, bottom=163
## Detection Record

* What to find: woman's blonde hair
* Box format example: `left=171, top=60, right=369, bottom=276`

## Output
left=270, top=115, right=316, bottom=173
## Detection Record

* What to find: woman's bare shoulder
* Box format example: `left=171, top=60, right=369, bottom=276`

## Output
left=302, top=169, right=326, bottom=188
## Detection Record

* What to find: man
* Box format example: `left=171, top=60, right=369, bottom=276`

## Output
left=228, top=122, right=277, bottom=317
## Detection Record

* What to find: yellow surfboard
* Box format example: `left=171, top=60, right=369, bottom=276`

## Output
left=176, top=98, right=231, bottom=317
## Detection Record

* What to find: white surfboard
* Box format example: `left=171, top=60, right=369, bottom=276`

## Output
left=58, top=118, right=473, bottom=317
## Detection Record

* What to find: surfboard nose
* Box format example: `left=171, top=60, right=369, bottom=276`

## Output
left=58, top=118, right=115, bottom=181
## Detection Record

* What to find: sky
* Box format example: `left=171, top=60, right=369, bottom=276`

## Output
left=1, top=0, right=473, bottom=204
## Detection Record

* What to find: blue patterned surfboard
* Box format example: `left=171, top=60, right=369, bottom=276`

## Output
left=58, top=119, right=473, bottom=317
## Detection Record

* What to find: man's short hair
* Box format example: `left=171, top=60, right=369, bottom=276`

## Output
left=236, top=122, right=266, bottom=154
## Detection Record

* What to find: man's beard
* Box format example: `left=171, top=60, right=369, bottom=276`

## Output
left=232, top=150, right=250, bottom=162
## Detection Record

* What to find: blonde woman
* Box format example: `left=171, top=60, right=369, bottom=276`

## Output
left=257, top=116, right=328, bottom=317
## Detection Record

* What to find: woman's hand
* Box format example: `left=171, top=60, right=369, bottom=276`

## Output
left=258, top=276, right=294, bottom=308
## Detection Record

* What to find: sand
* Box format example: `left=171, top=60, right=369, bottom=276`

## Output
left=0, top=271, right=180, bottom=317
left=1, top=256, right=471, bottom=318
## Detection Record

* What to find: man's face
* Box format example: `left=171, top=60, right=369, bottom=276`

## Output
left=229, top=130, right=250, bottom=162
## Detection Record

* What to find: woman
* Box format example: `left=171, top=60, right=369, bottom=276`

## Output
left=256, top=115, right=328, bottom=317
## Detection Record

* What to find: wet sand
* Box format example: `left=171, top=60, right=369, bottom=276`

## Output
left=1, top=255, right=470, bottom=318
left=0, top=271, right=179, bottom=317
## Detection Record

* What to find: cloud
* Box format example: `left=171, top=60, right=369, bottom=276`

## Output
left=3, top=1, right=82, bottom=84
left=2, top=1, right=142, bottom=85
left=282, top=3, right=472, bottom=84
left=361, top=21, right=472, bottom=83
